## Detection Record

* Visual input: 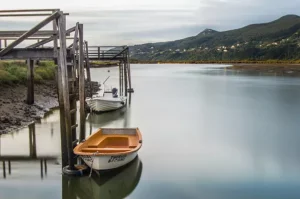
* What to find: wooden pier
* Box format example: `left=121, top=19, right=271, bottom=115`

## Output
left=0, top=9, right=133, bottom=175
left=88, top=46, right=133, bottom=96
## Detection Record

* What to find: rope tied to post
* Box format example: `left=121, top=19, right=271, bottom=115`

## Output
left=89, top=151, right=99, bottom=178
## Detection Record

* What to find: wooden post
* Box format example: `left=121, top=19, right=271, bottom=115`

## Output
left=8, top=161, right=11, bottom=175
left=119, top=62, right=122, bottom=96
left=67, top=57, right=76, bottom=144
left=29, top=124, right=33, bottom=157
left=126, top=49, right=132, bottom=90
left=78, top=24, right=85, bottom=142
left=97, top=47, right=100, bottom=60
left=27, top=59, right=34, bottom=105
left=85, top=41, right=93, bottom=98
left=124, top=57, right=128, bottom=97
left=4, top=39, right=7, bottom=47
left=2, top=161, right=6, bottom=179
left=40, top=159, right=44, bottom=179
left=57, top=12, right=75, bottom=170
left=57, top=65, right=68, bottom=167
left=32, top=123, right=37, bottom=158
left=44, top=159, right=47, bottom=176
left=53, top=11, right=58, bottom=65
left=121, top=62, right=124, bottom=96
left=0, top=39, right=2, bottom=49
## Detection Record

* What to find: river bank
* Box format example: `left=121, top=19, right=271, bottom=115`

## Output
left=131, top=60, right=300, bottom=76
left=225, top=63, right=300, bottom=76
left=0, top=80, right=100, bottom=134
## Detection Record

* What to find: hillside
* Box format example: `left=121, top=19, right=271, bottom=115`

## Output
left=129, top=15, right=300, bottom=61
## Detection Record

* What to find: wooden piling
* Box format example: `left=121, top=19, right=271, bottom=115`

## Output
left=126, top=49, right=132, bottom=91
left=120, top=62, right=124, bottom=96
left=29, top=124, right=33, bottom=156
left=57, top=67, right=68, bottom=167
left=57, top=12, right=75, bottom=170
left=40, top=159, right=44, bottom=179
left=124, top=58, right=128, bottom=97
left=68, top=57, right=76, bottom=142
left=32, top=123, right=37, bottom=158
left=2, top=161, right=6, bottom=178
left=119, top=62, right=122, bottom=96
left=8, top=161, right=11, bottom=175
left=27, top=59, right=34, bottom=105
left=52, top=10, right=58, bottom=64
left=85, top=41, right=93, bottom=98
left=44, top=159, right=47, bottom=175
left=78, top=24, right=85, bottom=142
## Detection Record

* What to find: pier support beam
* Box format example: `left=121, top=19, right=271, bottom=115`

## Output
left=79, top=24, right=85, bottom=142
left=27, top=59, right=34, bottom=105
left=29, top=123, right=37, bottom=158
left=57, top=12, right=75, bottom=170
left=124, top=58, right=128, bottom=97
left=85, top=41, right=93, bottom=98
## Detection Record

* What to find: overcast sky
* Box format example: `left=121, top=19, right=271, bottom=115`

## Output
left=1, top=0, right=300, bottom=46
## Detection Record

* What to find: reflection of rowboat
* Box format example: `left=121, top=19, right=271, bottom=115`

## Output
left=73, top=128, right=142, bottom=171
left=68, top=157, right=143, bottom=199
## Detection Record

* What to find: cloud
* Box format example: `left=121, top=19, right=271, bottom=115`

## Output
left=1, top=0, right=300, bottom=45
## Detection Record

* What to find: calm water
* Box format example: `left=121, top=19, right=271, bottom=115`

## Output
left=1, top=64, right=300, bottom=199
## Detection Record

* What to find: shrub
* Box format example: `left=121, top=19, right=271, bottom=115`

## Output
left=5, top=64, right=27, bottom=83
left=0, top=69, right=18, bottom=85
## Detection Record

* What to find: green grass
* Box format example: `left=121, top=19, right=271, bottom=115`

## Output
left=0, top=61, right=56, bottom=85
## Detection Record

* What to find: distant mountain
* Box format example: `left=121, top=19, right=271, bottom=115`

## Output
left=130, top=15, right=300, bottom=61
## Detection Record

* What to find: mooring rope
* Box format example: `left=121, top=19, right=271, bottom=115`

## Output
left=89, top=151, right=99, bottom=178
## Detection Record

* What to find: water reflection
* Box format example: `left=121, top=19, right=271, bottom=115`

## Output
left=0, top=123, right=58, bottom=179
left=63, top=157, right=143, bottom=199
left=86, top=106, right=130, bottom=131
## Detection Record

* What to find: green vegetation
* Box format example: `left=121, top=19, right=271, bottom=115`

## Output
left=130, top=15, right=300, bottom=62
left=90, top=61, right=119, bottom=67
left=0, top=61, right=56, bottom=85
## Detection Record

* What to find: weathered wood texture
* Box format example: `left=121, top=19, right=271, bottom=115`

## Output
left=57, top=12, right=75, bottom=170
left=0, top=13, right=68, bottom=17
left=78, top=24, right=85, bottom=142
left=26, top=27, right=75, bottom=48
left=0, top=48, right=70, bottom=59
left=126, top=49, right=132, bottom=90
left=85, top=41, right=93, bottom=97
left=0, top=30, right=57, bottom=37
left=27, top=59, right=34, bottom=104
left=0, top=11, right=60, bottom=56
left=0, top=9, right=59, bottom=12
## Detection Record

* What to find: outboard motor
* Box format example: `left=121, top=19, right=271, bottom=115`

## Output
left=112, top=88, right=118, bottom=98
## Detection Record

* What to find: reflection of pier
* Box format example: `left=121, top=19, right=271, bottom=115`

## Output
left=0, top=123, right=57, bottom=179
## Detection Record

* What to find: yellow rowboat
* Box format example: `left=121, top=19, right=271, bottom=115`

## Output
left=74, top=128, right=142, bottom=171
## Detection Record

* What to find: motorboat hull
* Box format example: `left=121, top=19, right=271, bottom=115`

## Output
left=86, top=97, right=126, bottom=112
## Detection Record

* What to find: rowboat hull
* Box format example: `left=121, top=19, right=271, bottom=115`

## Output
left=74, top=128, right=142, bottom=171
left=86, top=97, right=126, bottom=112
left=80, top=151, right=138, bottom=171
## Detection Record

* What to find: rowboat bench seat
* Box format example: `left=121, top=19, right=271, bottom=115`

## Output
left=87, top=135, right=138, bottom=148
left=81, top=147, right=131, bottom=153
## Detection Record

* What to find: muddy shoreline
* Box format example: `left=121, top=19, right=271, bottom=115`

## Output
left=0, top=81, right=100, bottom=134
